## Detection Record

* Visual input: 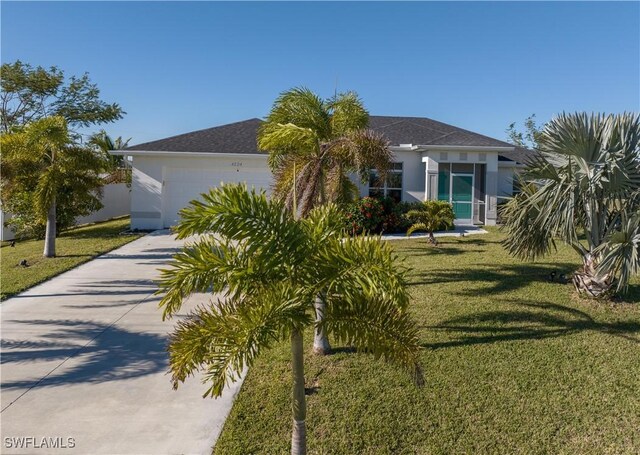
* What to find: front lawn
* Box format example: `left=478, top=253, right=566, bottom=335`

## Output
left=1, top=217, right=142, bottom=300
left=214, top=228, right=640, bottom=454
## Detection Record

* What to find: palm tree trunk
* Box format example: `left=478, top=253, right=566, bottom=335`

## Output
left=291, top=329, right=307, bottom=455
left=429, top=231, right=438, bottom=246
left=572, top=252, right=613, bottom=297
left=43, top=198, right=56, bottom=257
left=313, top=292, right=331, bottom=355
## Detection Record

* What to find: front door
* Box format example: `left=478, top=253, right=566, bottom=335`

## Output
left=451, top=174, right=473, bottom=223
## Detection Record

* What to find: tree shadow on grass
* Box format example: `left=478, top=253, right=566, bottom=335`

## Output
left=408, top=262, right=578, bottom=295
left=422, top=300, right=640, bottom=350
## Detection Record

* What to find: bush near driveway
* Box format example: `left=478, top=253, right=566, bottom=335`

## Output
left=1, top=217, right=142, bottom=300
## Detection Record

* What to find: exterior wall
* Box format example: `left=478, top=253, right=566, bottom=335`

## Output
left=1, top=210, right=14, bottom=242
left=130, top=154, right=271, bottom=230
left=497, top=166, right=515, bottom=200
left=358, top=149, right=425, bottom=202
left=75, top=183, right=131, bottom=225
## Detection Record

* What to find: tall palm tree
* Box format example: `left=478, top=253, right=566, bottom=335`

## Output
left=501, top=112, right=640, bottom=297
left=258, top=87, right=393, bottom=354
left=157, top=184, right=423, bottom=455
left=258, top=87, right=392, bottom=215
left=406, top=201, right=456, bottom=246
left=1, top=116, right=104, bottom=257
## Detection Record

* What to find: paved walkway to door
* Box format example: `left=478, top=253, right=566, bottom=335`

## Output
left=1, top=231, right=243, bottom=455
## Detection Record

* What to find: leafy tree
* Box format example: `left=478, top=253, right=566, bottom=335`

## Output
left=258, top=87, right=393, bottom=354
left=506, top=114, right=543, bottom=149
left=501, top=112, right=640, bottom=297
left=157, top=184, right=423, bottom=455
left=405, top=201, right=456, bottom=245
left=0, top=60, right=124, bottom=133
left=1, top=116, right=105, bottom=256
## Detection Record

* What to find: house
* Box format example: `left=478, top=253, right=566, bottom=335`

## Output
left=113, top=116, right=530, bottom=230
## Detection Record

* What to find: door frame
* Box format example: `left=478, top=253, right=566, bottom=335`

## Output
left=449, top=172, right=474, bottom=225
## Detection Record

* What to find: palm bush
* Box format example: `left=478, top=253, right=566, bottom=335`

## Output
left=157, top=184, right=423, bottom=455
left=405, top=201, right=456, bottom=245
left=501, top=112, right=640, bottom=297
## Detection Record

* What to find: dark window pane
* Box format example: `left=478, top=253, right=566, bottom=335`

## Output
left=392, top=162, right=404, bottom=171
left=369, top=188, right=384, bottom=198
left=386, top=172, right=403, bottom=189
left=387, top=189, right=402, bottom=202
left=452, top=163, right=474, bottom=174
left=369, top=170, right=381, bottom=187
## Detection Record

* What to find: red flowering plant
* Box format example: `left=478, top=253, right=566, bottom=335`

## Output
left=342, top=197, right=385, bottom=235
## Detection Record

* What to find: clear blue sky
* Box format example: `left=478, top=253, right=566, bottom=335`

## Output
left=2, top=1, right=639, bottom=145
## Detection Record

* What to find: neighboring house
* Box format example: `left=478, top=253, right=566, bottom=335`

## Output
left=113, top=116, right=531, bottom=230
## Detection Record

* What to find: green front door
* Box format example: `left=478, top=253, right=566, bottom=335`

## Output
left=451, top=174, right=473, bottom=221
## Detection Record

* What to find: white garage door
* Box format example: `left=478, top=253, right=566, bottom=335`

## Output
left=162, top=165, right=272, bottom=227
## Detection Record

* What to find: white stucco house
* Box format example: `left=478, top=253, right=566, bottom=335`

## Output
left=113, top=116, right=531, bottom=230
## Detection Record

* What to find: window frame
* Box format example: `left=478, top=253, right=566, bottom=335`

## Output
left=368, top=162, right=403, bottom=202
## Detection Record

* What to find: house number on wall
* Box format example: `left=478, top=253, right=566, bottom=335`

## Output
left=231, top=162, right=243, bottom=167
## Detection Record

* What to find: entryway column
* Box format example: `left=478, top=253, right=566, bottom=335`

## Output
left=422, top=154, right=438, bottom=201
left=485, top=157, right=498, bottom=225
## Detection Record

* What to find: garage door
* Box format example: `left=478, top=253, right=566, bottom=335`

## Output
left=162, top=166, right=272, bottom=227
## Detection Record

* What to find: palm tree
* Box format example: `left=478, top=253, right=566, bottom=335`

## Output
left=0, top=116, right=104, bottom=257
left=157, top=184, right=423, bottom=455
left=258, top=87, right=393, bottom=354
left=88, top=130, right=131, bottom=184
left=258, top=87, right=392, bottom=215
left=405, top=201, right=456, bottom=245
left=501, top=112, right=640, bottom=297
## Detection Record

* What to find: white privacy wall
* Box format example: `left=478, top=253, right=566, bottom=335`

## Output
left=130, top=154, right=272, bottom=230
left=75, top=183, right=131, bottom=225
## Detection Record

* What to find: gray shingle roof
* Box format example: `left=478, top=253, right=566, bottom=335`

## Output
left=127, top=116, right=533, bottom=163
left=127, top=118, right=265, bottom=154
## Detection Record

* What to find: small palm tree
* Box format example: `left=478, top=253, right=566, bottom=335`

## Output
left=405, top=201, right=456, bottom=246
left=501, top=112, right=640, bottom=297
left=1, top=116, right=105, bottom=257
left=157, top=184, right=423, bottom=455
left=88, top=130, right=131, bottom=184
left=258, top=87, right=393, bottom=354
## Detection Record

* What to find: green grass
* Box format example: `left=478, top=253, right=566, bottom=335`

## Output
left=1, top=217, right=143, bottom=300
left=214, top=228, right=640, bottom=455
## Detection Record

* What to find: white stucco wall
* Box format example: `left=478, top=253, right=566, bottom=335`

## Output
left=497, top=166, right=515, bottom=199
left=130, top=154, right=272, bottom=230
left=1, top=210, right=14, bottom=242
left=75, top=183, right=131, bottom=225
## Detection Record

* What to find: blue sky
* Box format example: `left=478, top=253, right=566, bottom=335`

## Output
left=2, top=1, right=639, bottom=145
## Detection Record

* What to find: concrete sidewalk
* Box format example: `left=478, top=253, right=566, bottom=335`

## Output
left=1, top=231, right=243, bottom=455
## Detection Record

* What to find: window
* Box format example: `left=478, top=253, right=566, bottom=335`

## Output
left=369, top=162, right=403, bottom=202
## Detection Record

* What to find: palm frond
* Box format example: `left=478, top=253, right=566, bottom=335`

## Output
left=315, top=235, right=410, bottom=310
left=595, top=212, right=640, bottom=294
left=168, top=285, right=312, bottom=398
left=322, top=293, right=423, bottom=385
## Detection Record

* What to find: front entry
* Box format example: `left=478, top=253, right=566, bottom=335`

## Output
left=438, top=170, right=474, bottom=224
left=451, top=174, right=473, bottom=223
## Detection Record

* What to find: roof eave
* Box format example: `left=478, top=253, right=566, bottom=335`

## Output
left=109, top=149, right=268, bottom=158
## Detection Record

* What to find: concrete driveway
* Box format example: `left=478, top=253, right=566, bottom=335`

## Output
left=1, top=231, right=244, bottom=455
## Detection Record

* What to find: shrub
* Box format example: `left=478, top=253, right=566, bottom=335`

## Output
left=343, top=197, right=385, bottom=234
